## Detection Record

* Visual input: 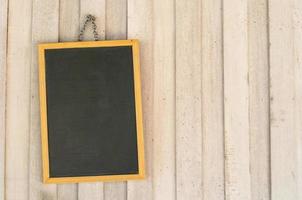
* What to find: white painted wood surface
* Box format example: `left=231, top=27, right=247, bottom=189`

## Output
left=5, top=0, right=32, bottom=199
left=201, top=0, right=225, bottom=199
left=175, top=0, right=202, bottom=199
left=0, top=0, right=7, bottom=199
left=223, top=0, right=251, bottom=199
left=269, top=0, right=302, bottom=199
left=248, top=0, right=270, bottom=199
left=1, top=0, right=302, bottom=199
left=153, top=0, right=175, bottom=199
left=30, top=1, right=59, bottom=199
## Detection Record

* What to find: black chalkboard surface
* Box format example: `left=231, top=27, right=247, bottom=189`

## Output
left=38, top=40, right=145, bottom=183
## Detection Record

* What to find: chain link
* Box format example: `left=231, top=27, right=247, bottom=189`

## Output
left=78, top=14, right=99, bottom=41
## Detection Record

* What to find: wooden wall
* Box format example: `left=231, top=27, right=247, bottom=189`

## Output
left=0, top=0, right=302, bottom=199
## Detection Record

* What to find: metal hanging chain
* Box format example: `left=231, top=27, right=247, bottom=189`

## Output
left=78, top=14, right=99, bottom=41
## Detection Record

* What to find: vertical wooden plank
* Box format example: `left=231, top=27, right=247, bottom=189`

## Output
left=77, top=1, right=105, bottom=200
left=58, top=185, right=78, bottom=200
left=78, top=183, right=103, bottom=200
left=106, top=0, right=126, bottom=40
left=223, top=0, right=251, bottom=199
left=248, top=0, right=270, bottom=199
left=153, top=0, right=176, bottom=199
left=104, top=184, right=126, bottom=200
left=5, top=0, right=32, bottom=199
left=175, top=0, right=202, bottom=199
left=104, top=1, right=127, bottom=199
left=201, top=0, right=225, bottom=199
left=0, top=0, right=8, bottom=199
left=59, top=0, right=80, bottom=41
left=127, top=0, right=153, bottom=199
left=58, top=0, right=80, bottom=199
left=294, top=1, right=302, bottom=199
left=269, top=0, right=302, bottom=199
left=29, top=0, right=59, bottom=199
left=294, top=2, right=302, bottom=199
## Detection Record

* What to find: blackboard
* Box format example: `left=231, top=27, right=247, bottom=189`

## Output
left=38, top=40, right=145, bottom=183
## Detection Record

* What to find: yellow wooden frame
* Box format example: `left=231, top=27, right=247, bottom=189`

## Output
left=38, top=39, right=145, bottom=184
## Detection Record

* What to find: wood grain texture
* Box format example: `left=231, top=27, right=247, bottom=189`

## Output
left=293, top=2, right=302, bottom=200
left=201, top=0, right=225, bottom=199
left=29, top=0, right=59, bottom=199
left=153, top=0, right=176, bottom=199
left=58, top=184, right=78, bottom=200
left=106, top=0, right=127, bottom=40
left=127, top=0, right=153, bottom=199
left=248, top=0, right=270, bottom=199
left=103, top=1, right=127, bottom=200
left=5, top=0, right=32, bottom=199
left=223, top=0, right=251, bottom=199
left=175, top=0, right=202, bottom=199
left=269, top=0, right=302, bottom=199
left=104, top=184, right=126, bottom=200
left=78, top=183, right=103, bottom=200
left=59, top=0, right=80, bottom=42
left=58, top=0, right=80, bottom=199
left=0, top=0, right=7, bottom=199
